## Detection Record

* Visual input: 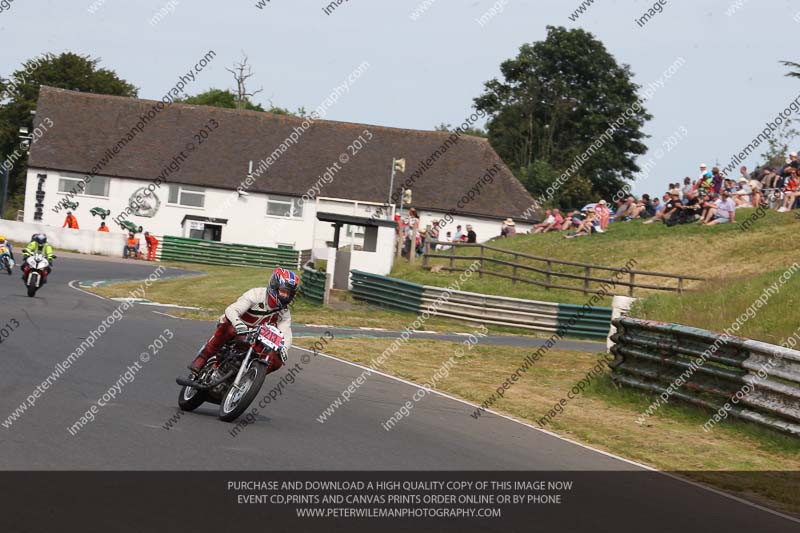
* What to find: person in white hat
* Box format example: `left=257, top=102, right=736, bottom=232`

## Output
left=501, top=217, right=517, bottom=238
left=697, top=163, right=709, bottom=182
left=733, top=177, right=753, bottom=207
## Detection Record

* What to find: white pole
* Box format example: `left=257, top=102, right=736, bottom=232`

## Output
left=387, top=158, right=397, bottom=219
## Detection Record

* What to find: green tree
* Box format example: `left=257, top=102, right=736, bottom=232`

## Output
left=179, top=89, right=304, bottom=117
left=759, top=117, right=799, bottom=168
left=180, top=88, right=265, bottom=111
left=474, top=26, right=651, bottom=203
left=434, top=122, right=488, bottom=138
left=0, top=52, right=137, bottom=217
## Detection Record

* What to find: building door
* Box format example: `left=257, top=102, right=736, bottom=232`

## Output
left=334, top=250, right=351, bottom=290
left=188, top=222, right=222, bottom=242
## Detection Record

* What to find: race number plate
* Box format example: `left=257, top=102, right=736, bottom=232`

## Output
left=258, top=324, right=284, bottom=352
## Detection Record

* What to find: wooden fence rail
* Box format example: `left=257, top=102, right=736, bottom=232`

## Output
left=422, top=240, right=704, bottom=297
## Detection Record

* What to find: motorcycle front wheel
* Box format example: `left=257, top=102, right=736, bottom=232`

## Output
left=218, top=363, right=267, bottom=422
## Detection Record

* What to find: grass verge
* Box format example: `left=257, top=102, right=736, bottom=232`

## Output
left=293, top=336, right=800, bottom=516
left=86, top=262, right=552, bottom=337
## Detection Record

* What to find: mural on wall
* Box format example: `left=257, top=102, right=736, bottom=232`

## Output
left=128, top=187, right=161, bottom=218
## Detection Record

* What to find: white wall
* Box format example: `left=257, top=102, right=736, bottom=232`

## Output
left=416, top=209, right=534, bottom=243
left=24, top=168, right=531, bottom=251
left=1, top=219, right=126, bottom=257
left=348, top=225, right=396, bottom=285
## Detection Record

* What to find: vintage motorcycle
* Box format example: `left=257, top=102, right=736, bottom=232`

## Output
left=0, top=245, right=13, bottom=275
left=22, top=253, right=51, bottom=297
left=176, top=323, right=286, bottom=422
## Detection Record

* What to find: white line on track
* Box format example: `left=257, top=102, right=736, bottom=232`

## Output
left=291, top=345, right=800, bottom=525
left=68, top=280, right=110, bottom=301
left=151, top=311, right=188, bottom=320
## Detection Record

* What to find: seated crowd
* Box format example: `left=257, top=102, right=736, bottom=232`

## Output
left=526, top=155, right=800, bottom=238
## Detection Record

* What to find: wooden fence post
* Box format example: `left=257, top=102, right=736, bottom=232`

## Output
left=629, top=272, right=635, bottom=297
left=512, top=254, right=518, bottom=284
left=449, top=243, right=455, bottom=270
left=584, top=266, right=590, bottom=294
left=423, top=240, right=430, bottom=267
left=479, top=245, right=485, bottom=278
left=546, top=260, right=552, bottom=289
left=677, top=277, right=684, bottom=294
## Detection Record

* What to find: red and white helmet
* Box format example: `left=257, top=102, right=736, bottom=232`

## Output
left=267, top=268, right=299, bottom=309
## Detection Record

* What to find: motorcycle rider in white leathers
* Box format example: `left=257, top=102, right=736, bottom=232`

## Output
left=189, top=268, right=298, bottom=374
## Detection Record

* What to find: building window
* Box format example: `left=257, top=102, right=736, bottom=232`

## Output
left=57, top=176, right=110, bottom=197
left=266, top=195, right=304, bottom=218
left=168, top=185, right=205, bottom=208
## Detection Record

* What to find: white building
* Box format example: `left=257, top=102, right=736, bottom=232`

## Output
left=24, top=87, right=537, bottom=251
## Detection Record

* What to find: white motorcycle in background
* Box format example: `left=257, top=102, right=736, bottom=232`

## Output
left=0, top=252, right=13, bottom=276
left=22, top=253, right=51, bottom=297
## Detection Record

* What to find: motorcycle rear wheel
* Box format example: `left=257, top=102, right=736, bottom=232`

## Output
left=218, top=364, right=267, bottom=422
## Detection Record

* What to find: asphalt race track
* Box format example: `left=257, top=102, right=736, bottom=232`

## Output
left=0, top=255, right=797, bottom=531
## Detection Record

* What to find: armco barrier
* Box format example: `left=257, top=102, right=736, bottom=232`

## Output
left=299, top=266, right=329, bottom=305
left=610, top=317, right=800, bottom=436
left=350, top=270, right=425, bottom=313
left=160, top=236, right=299, bottom=269
left=350, top=270, right=611, bottom=338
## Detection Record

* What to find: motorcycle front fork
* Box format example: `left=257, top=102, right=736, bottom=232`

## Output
left=231, top=347, right=255, bottom=391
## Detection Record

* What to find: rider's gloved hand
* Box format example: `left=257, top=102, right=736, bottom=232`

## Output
left=234, top=323, right=248, bottom=336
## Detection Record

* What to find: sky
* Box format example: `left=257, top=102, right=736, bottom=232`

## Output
left=1, top=0, right=799, bottom=196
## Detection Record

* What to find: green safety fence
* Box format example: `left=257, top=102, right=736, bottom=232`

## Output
left=350, top=270, right=425, bottom=313
left=299, top=266, right=328, bottom=305
left=160, top=236, right=299, bottom=268
left=349, top=270, right=611, bottom=339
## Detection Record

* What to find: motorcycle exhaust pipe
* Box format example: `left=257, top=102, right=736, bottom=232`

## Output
left=176, top=369, right=235, bottom=390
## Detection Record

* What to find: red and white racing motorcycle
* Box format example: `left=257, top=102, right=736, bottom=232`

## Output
left=22, top=253, right=51, bottom=297
left=176, top=323, right=286, bottom=422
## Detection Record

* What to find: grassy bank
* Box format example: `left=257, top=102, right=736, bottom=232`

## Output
left=634, top=265, right=800, bottom=344
left=393, top=210, right=798, bottom=306
left=293, top=336, right=800, bottom=515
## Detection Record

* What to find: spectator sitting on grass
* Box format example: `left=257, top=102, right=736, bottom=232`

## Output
left=558, top=210, right=579, bottom=231
left=722, top=178, right=736, bottom=194
left=703, top=190, right=736, bottom=225
left=678, top=190, right=702, bottom=223
left=643, top=193, right=667, bottom=225
left=733, top=178, right=753, bottom=207
left=466, top=225, right=477, bottom=243
left=682, top=177, right=693, bottom=198
left=595, top=200, right=610, bottom=229
left=531, top=210, right=554, bottom=233
left=761, top=167, right=780, bottom=190
left=698, top=192, right=719, bottom=223
left=749, top=173, right=764, bottom=208
left=641, top=194, right=656, bottom=218
left=711, top=167, right=724, bottom=194
left=661, top=190, right=683, bottom=226
left=500, top=218, right=516, bottom=238
left=564, top=209, right=603, bottom=239
left=549, top=209, right=564, bottom=232
left=613, top=198, right=629, bottom=221
left=778, top=166, right=800, bottom=212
